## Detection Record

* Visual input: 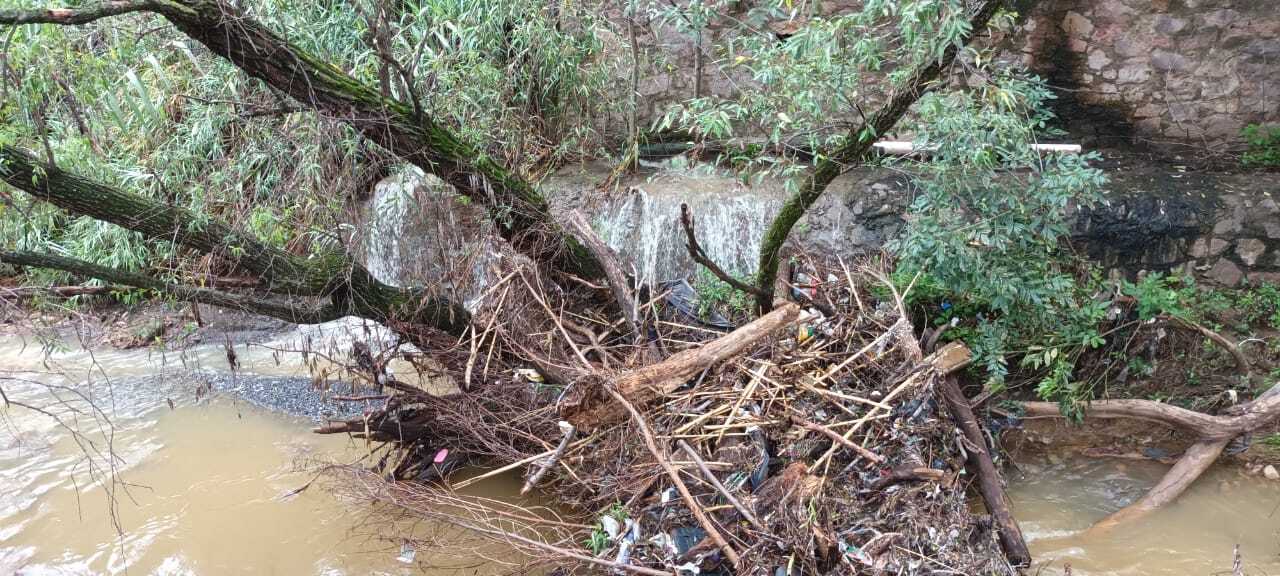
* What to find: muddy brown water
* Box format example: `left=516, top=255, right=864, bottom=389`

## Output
left=0, top=324, right=547, bottom=575
left=1009, top=453, right=1280, bottom=575
left=3, top=323, right=1280, bottom=574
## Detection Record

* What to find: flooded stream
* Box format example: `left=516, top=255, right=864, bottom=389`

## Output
left=0, top=320, right=540, bottom=575
left=1009, top=453, right=1280, bottom=575
left=3, top=319, right=1280, bottom=574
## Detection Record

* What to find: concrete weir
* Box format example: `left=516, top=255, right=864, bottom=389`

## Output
left=355, top=152, right=1280, bottom=298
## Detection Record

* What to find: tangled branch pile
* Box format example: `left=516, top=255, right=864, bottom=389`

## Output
left=320, top=254, right=1019, bottom=575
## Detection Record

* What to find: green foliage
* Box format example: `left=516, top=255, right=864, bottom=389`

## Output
left=607, top=502, right=629, bottom=522
left=653, top=0, right=997, bottom=188
left=1234, top=281, right=1280, bottom=330
left=1121, top=273, right=1198, bottom=321
left=385, top=0, right=615, bottom=163
left=1242, top=124, right=1280, bottom=168
left=693, top=267, right=753, bottom=320
left=889, top=72, right=1107, bottom=415
left=0, top=0, right=619, bottom=294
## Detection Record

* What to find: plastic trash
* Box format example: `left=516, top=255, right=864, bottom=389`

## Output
left=672, top=526, right=708, bottom=555
left=600, top=515, right=622, bottom=540
left=514, top=368, right=545, bottom=383
left=397, top=542, right=416, bottom=564
left=615, top=519, right=640, bottom=566
left=747, top=426, right=771, bottom=490
left=675, top=562, right=702, bottom=575
left=663, top=280, right=736, bottom=330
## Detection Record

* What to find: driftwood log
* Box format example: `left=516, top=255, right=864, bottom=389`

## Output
left=933, top=342, right=1032, bottom=566
left=560, top=303, right=801, bottom=430
left=1020, top=381, right=1280, bottom=532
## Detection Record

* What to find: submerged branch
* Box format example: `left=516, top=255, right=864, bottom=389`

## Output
left=0, top=250, right=341, bottom=323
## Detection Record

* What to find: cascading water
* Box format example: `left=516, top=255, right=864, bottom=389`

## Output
left=594, top=165, right=785, bottom=286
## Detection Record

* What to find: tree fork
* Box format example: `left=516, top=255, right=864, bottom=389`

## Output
left=1018, top=381, right=1280, bottom=531
left=751, top=0, right=1003, bottom=311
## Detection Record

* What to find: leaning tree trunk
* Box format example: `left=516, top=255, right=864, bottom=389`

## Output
left=0, top=0, right=602, bottom=280
left=0, top=145, right=471, bottom=337
left=750, top=0, right=1003, bottom=311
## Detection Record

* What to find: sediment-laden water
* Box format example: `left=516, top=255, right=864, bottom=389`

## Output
left=0, top=320, right=538, bottom=575
left=1009, top=453, right=1280, bottom=575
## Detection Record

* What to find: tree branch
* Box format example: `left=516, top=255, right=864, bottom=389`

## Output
left=0, top=1, right=155, bottom=25
left=0, top=145, right=472, bottom=335
left=0, top=251, right=341, bottom=323
left=752, top=0, right=1003, bottom=311
left=0, top=145, right=317, bottom=294
left=680, top=203, right=765, bottom=298
left=2, top=0, right=602, bottom=279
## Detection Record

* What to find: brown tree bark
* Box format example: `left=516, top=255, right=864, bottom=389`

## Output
left=940, top=373, right=1032, bottom=566
left=560, top=303, right=800, bottom=429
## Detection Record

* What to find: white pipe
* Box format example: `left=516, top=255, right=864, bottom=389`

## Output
left=872, top=141, right=1082, bottom=155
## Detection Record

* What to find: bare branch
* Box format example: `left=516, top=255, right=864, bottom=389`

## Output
left=0, top=1, right=155, bottom=25
left=679, top=202, right=766, bottom=298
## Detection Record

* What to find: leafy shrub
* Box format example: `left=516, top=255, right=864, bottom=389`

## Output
left=890, top=71, right=1108, bottom=416
left=1236, top=281, right=1280, bottom=330
left=1242, top=124, right=1280, bottom=168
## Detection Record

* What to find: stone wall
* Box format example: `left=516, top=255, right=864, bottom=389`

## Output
left=612, top=0, right=1278, bottom=151
left=356, top=153, right=1279, bottom=296
left=545, top=154, right=1278, bottom=287
left=1011, top=0, right=1279, bottom=149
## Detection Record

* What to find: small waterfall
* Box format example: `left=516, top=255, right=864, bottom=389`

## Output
left=364, top=168, right=423, bottom=286
left=595, top=168, right=785, bottom=286
left=361, top=167, right=498, bottom=306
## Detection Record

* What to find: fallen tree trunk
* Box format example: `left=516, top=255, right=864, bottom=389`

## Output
left=0, top=145, right=471, bottom=336
left=1019, top=381, right=1280, bottom=531
left=920, top=341, right=1031, bottom=566
left=940, top=372, right=1032, bottom=566
left=561, top=303, right=800, bottom=429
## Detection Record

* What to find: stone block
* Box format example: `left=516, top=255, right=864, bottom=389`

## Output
left=1117, top=63, right=1151, bottom=84
left=1114, top=35, right=1147, bottom=58
left=1190, top=237, right=1231, bottom=258
left=1236, top=238, right=1267, bottom=266
left=1063, top=11, right=1094, bottom=38
left=1153, top=15, right=1187, bottom=35
left=1087, top=49, right=1112, bottom=70
left=1151, top=49, right=1190, bottom=72
left=1206, top=259, right=1244, bottom=286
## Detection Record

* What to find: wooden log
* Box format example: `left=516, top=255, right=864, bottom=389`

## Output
left=1019, top=383, right=1280, bottom=531
left=561, top=303, right=800, bottom=429
left=939, top=373, right=1031, bottom=566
